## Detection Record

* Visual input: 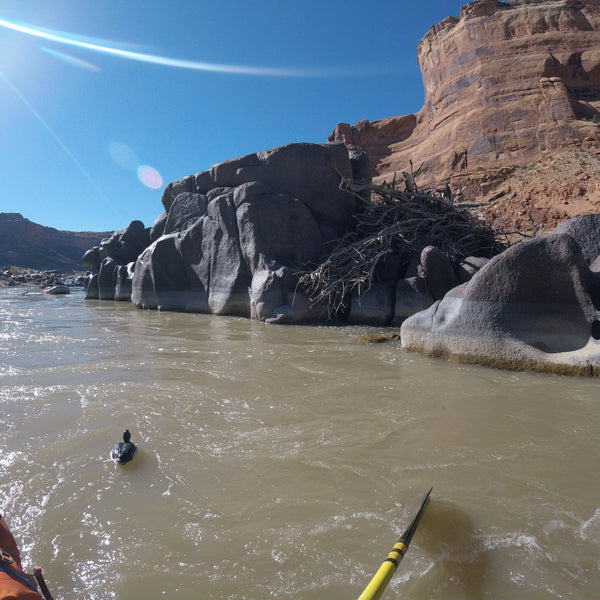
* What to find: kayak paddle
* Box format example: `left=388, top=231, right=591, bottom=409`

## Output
left=357, top=487, right=432, bottom=600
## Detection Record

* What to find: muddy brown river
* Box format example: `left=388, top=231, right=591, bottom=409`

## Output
left=1, top=286, right=598, bottom=599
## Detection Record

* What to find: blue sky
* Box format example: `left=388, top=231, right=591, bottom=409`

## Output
left=0, top=1, right=468, bottom=232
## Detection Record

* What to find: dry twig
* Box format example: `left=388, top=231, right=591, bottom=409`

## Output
left=297, top=175, right=508, bottom=320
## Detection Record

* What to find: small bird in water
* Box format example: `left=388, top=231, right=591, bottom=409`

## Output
left=111, top=429, right=137, bottom=464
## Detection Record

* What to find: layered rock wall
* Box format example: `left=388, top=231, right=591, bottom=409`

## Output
left=329, top=0, right=600, bottom=191
left=0, top=212, right=111, bottom=272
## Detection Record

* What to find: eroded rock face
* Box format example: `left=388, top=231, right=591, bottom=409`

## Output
left=0, top=212, right=111, bottom=272
left=83, top=142, right=494, bottom=325
left=553, top=212, right=600, bottom=262
left=130, top=143, right=365, bottom=322
left=400, top=233, right=600, bottom=375
left=329, top=0, right=600, bottom=191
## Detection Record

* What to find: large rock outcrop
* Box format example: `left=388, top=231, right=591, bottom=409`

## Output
left=329, top=0, right=600, bottom=225
left=84, top=142, right=499, bottom=326
left=85, top=143, right=372, bottom=322
left=401, top=224, right=600, bottom=376
left=132, top=143, right=366, bottom=323
left=82, top=220, right=151, bottom=300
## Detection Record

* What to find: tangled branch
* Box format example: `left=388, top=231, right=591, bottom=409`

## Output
left=297, top=175, right=507, bottom=320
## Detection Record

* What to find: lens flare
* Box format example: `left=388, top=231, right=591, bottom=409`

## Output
left=110, top=142, right=162, bottom=190
left=39, top=46, right=101, bottom=72
left=137, top=165, right=163, bottom=190
left=0, top=68, right=117, bottom=212
left=0, top=16, right=388, bottom=78
left=109, top=142, right=140, bottom=171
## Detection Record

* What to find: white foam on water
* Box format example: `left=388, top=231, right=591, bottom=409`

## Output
left=579, top=507, right=600, bottom=539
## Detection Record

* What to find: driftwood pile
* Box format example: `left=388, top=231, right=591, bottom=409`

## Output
left=298, top=175, right=507, bottom=320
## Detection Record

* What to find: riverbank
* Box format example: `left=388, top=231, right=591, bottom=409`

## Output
left=0, top=266, right=86, bottom=288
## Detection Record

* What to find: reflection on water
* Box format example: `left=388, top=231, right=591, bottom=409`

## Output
left=1, top=286, right=599, bottom=599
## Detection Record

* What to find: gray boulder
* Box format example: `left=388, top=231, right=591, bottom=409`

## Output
left=202, top=191, right=252, bottom=316
left=150, top=212, right=167, bottom=242
left=457, top=256, right=490, bottom=283
left=131, top=233, right=193, bottom=311
left=392, top=276, right=435, bottom=326
left=262, top=289, right=328, bottom=324
left=209, top=143, right=353, bottom=203
left=82, top=246, right=101, bottom=271
left=245, top=263, right=327, bottom=324
left=163, top=193, right=209, bottom=235
left=237, top=191, right=325, bottom=270
left=418, top=245, right=461, bottom=301
left=98, top=220, right=151, bottom=266
left=131, top=143, right=364, bottom=322
left=348, top=281, right=396, bottom=326
left=553, top=213, right=600, bottom=264
left=389, top=246, right=469, bottom=326
left=401, top=234, right=600, bottom=376
left=161, top=176, right=195, bottom=212
left=114, top=264, right=133, bottom=301
left=83, top=273, right=99, bottom=299
left=98, top=257, right=118, bottom=301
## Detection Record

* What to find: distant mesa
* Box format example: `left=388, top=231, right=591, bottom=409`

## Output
left=0, top=212, right=111, bottom=272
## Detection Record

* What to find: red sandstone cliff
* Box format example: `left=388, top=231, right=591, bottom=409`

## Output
left=0, top=213, right=111, bottom=271
left=329, top=0, right=600, bottom=230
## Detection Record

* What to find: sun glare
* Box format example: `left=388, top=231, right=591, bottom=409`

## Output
left=0, top=16, right=380, bottom=78
left=137, top=165, right=163, bottom=190
left=39, top=46, right=101, bottom=72
left=109, top=142, right=141, bottom=171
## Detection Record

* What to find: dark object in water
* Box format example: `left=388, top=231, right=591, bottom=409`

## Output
left=111, top=429, right=137, bottom=464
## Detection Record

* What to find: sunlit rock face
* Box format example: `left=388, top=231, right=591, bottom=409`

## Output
left=129, top=143, right=367, bottom=323
left=400, top=231, right=600, bottom=376
left=329, top=0, right=600, bottom=188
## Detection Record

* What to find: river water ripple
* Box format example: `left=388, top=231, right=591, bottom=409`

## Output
left=1, top=286, right=599, bottom=599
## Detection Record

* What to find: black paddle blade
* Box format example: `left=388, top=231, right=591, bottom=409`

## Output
left=399, top=487, right=432, bottom=548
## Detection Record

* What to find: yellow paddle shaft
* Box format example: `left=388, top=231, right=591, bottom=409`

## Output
left=357, top=542, right=408, bottom=600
